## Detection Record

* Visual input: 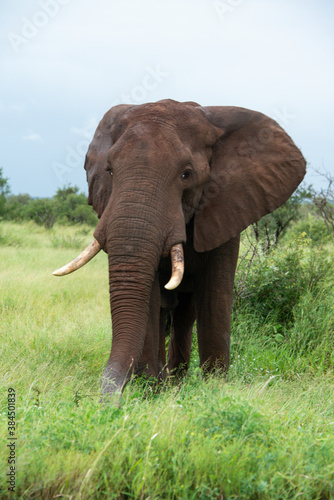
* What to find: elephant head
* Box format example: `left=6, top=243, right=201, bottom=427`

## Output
left=53, top=99, right=306, bottom=396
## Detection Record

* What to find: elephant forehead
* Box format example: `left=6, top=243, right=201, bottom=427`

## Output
left=116, top=102, right=217, bottom=146
left=108, top=123, right=192, bottom=165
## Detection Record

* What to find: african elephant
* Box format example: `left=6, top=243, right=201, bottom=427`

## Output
left=53, top=99, right=306, bottom=396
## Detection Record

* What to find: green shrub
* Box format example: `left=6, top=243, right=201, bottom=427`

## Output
left=290, top=289, right=334, bottom=363
left=62, top=200, right=97, bottom=226
left=235, top=234, right=333, bottom=325
left=56, top=187, right=97, bottom=226
left=0, top=167, right=10, bottom=217
left=251, top=185, right=312, bottom=250
left=25, top=197, right=58, bottom=229
left=288, top=214, right=333, bottom=244
left=4, top=193, right=33, bottom=221
left=2, top=185, right=98, bottom=228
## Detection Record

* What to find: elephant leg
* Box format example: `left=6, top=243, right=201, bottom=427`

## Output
left=194, top=235, right=240, bottom=373
left=135, top=274, right=161, bottom=379
left=167, top=292, right=196, bottom=376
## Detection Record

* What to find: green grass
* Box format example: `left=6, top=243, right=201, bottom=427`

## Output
left=1, top=222, right=334, bottom=499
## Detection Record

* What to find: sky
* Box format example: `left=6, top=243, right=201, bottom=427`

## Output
left=1, top=0, right=333, bottom=197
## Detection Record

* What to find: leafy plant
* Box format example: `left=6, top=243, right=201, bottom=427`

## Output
left=25, top=197, right=58, bottom=229
left=235, top=233, right=333, bottom=325
left=311, top=168, right=334, bottom=234
left=288, top=214, right=333, bottom=244
left=0, top=167, right=10, bottom=217
left=2, top=183, right=97, bottom=228
left=5, top=193, right=33, bottom=221
left=251, top=185, right=312, bottom=251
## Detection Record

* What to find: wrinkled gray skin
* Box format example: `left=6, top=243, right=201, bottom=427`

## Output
left=80, top=99, right=306, bottom=397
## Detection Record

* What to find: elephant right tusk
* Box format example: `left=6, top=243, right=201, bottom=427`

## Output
left=164, top=243, right=184, bottom=290
left=53, top=239, right=101, bottom=276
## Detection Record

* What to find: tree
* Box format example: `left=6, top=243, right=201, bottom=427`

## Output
left=0, top=179, right=97, bottom=227
left=54, top=185, right=97, bottom=226
left=26, top=198, right=58, bottom=229
left=251, top=185, right=312, bottom=251
left=5, top=193, right=32, bottom=221
left=312, top=169, right=334, bottom=234
left=54, top=185, right=80, bottom=201
left=0, top=167, right=11, bottom=217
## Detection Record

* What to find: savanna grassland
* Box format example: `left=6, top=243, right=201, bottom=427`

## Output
left=1, top=220, right=334, bottom=499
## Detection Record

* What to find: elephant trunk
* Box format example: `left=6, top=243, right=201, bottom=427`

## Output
left=102, top=261, right=156, bottom=393
left=99, top=193, right=185, bottom=395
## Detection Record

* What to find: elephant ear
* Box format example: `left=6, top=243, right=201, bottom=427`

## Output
left=84, top=104, right=132, bottom=218
left=194, top=106, right=306, bottom=252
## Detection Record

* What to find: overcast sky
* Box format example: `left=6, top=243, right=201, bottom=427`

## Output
left=1, top=0, right=333, bottom=197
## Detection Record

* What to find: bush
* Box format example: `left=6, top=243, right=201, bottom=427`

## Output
left=2, top=184, right=98, bottom=228
left=5, top=193, right=33, bottom=221
left=25, top=198, right=58, bottom=229
left=48, top=185, right=97, bottom=227
left=251, top=185, right=312, bottom=250
left=0, top=167, right=10, bottom=217
left=311, top=168, right=334, bottom=235
left=57, top=192, right=97, bottom=225
left=235, top=233, right=333, bottom=325
left=288, top=214, right=333, bottom=244
left=290, top=289, right=334, bottom=362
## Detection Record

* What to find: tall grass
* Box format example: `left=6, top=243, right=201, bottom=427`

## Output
left=1, top=222, right=333, bottom=499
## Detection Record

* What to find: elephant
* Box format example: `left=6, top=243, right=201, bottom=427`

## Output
left=53, top=99, right=306, bottom=396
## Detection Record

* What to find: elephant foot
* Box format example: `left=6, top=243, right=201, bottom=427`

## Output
left=201, top=358, right=229, bottom=381
left=99, top=390, right=122, bottom=407
left=100, top=376, right=123, bottom=406
left=100, top=365, right=128, bottom=404
left=167, top=362, right=189, bottom=381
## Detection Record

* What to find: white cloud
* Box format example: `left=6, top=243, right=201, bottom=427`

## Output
left=23, top=130, right=43, bottom=142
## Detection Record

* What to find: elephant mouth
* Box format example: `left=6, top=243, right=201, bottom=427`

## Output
left=53, top=241, right=185, bottom=290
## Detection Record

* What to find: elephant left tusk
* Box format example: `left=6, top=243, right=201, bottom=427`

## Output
left=53, top=239, right=101, bottom=276
left=164, top=243, right=184, bottom=290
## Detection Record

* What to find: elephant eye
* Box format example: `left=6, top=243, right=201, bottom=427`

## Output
left=181, top=169, right=192, bottom=180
